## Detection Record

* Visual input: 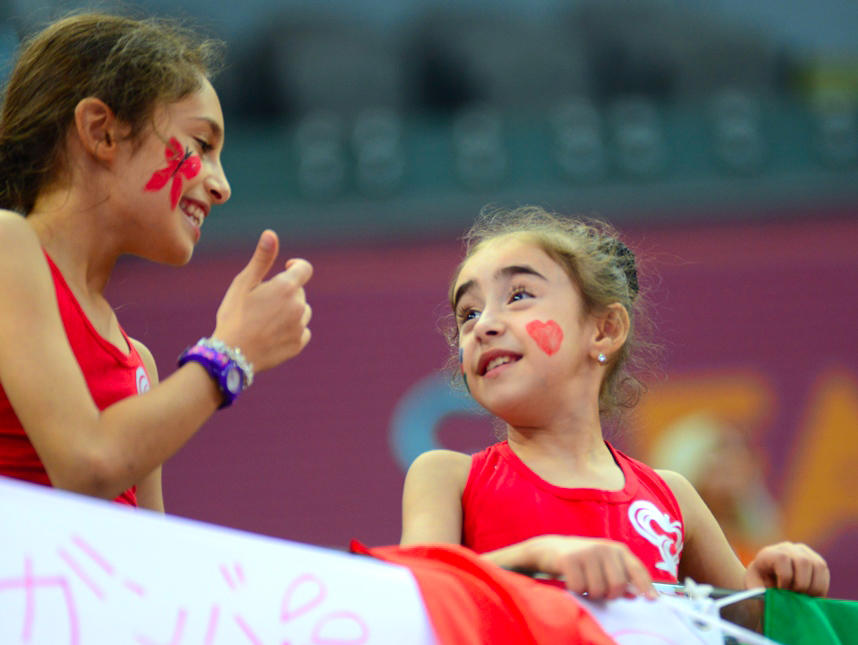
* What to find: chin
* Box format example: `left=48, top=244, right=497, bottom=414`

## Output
left=478, top=393, right=532, bottom=425
left=171, top=251, right=195, bottom=267
left=152, top=242, right=195, bottom=267
left=482, top=389, right=556, bottom=427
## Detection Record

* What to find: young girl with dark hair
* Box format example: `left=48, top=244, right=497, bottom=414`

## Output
left=0, top=13, right=313, bottom=510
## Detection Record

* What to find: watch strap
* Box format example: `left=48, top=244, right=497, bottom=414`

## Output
left=178, top=341, right=245, bottom=408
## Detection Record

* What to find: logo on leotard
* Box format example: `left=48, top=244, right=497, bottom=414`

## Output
left=628, top=500, right=683, bottom=578
left=136, top=366, right=150, bottom=394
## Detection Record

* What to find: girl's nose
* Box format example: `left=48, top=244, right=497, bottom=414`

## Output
left=205, top=165, right=231, bottom=204
left=474, top=308, right=504, bottom=339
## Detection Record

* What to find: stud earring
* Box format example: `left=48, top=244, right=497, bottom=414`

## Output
left=597, top=353, right=607, bottom=365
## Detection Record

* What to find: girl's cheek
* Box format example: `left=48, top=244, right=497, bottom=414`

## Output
left=459, top=346, right=470, bottom=394
left=526, top=319, right=564, bottom=356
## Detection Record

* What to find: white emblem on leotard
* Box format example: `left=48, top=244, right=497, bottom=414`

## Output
left=136, top=366, right=150, bottom=394
left=628, top=500, right=683, bottom=578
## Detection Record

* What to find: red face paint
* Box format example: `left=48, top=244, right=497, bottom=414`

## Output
left=526, top=319, right=563, bottom=356
left=144, top=137, right=202, bottom=209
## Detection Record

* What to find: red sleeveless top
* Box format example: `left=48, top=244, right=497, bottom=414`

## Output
left=0, top=253, right=148, bottom=505
left=462, top=441, right=685, bottom=583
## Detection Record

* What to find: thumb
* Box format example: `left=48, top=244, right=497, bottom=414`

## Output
left=235, top=230, right=279, bottom=290
left=744, top=563, right=769, bottom=590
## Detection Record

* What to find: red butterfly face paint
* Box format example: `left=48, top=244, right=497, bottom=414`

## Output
left=526, top=320, right=563, bottom=356
left=144, top=137, right=202, bottom=209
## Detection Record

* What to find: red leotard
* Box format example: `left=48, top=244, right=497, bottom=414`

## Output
left=462, top=441, right=685, bottom=582
left=0, top=253, right=148, bottom=506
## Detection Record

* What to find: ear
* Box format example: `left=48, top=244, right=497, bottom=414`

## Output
left=590, top=303, right=630, bottom=362
left=72, top=97, right=120, bottom=162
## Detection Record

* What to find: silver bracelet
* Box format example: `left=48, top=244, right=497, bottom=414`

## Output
left=196, top=337, right=254, bottom=389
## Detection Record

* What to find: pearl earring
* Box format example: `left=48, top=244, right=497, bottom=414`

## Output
left=597, top=353, right=607, bottom=364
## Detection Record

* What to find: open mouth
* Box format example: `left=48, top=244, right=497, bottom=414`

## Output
left=180, top=199, right=206, bottom=228
left=479, top=352, right=522, bottom=376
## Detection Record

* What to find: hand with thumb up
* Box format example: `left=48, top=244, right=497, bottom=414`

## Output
left=212, top=229, right=313, bottom=373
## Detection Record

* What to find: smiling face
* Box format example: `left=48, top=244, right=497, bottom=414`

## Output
left=114, top=77, right=230, bottom=265
left=452, top=234, right=603, bottom=426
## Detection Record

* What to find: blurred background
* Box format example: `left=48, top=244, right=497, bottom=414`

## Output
left=2, top=0, right=857, bottom=598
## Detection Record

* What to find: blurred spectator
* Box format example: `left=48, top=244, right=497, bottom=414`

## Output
left=649, top=412, right=782, bottom=566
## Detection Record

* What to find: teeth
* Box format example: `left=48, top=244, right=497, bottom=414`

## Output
left=486, top=356, right=513, bottom=372
left=181, top=201, right=204, bottom=227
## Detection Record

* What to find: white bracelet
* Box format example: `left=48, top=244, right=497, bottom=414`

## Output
left=196, top=337, right=254, bottom=389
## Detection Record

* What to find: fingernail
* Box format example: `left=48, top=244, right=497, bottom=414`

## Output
left=259, top=235, right=274, bottom=252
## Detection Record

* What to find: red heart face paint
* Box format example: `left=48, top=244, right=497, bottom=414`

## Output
left=144, top=137, right=202, bottom=209
left=526, top=320, right=563, bottom=356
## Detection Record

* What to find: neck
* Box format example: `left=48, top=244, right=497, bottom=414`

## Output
left=505, top=401, right=609, bottom=467
left=28, top=187, right=119, bottom=298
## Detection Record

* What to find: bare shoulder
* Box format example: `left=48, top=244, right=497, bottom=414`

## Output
left=0, top=212, right=58, bottom=335
left=655, top=468, right=711, bottom=531
left=0, top=210, right=41, bottom=258
left=406, top=449, right=472, bottom=488
left=0, top=209, right=28, bottom=227
left=401, top=449, right=472, bottom=545
left=655, top=468, right=698, bottom=508
left=0, top=211, right=51, bottom=294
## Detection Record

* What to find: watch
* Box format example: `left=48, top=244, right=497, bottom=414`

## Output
left=178, top=341, right=246, bottom=408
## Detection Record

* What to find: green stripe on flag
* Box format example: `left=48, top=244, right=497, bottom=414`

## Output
left=764, top=589, right=858, bottom=645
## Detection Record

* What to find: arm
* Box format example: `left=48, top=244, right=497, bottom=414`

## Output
left=129, top=339, right=164, bottom=513
left=659, top=469, right=829, bottom=596
left=135, top=466, right=164, bottom=512
left=401, top=449, right=471, bottom=544
left=484, top=535, right=656, bottom=599
left=0, top=215, right=312, bottom=500
left=658, top=469, right=747, bottom=589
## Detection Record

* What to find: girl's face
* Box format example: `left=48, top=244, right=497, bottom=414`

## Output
left=453, top=234, right=600, bottom=424
left=114, top=77, right=230, bottom=265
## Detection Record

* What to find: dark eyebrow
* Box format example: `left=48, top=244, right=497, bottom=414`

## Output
left=499, top=265, right=546, bottom=282
left=452, top=265, right=546, bottom=311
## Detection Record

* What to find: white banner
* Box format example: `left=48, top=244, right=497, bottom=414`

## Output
left=0, top=476, right=436, bottom=645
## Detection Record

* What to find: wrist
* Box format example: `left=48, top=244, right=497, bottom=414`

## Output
left=203, top=336, right=254, bottom=388
left=177, top=337, right=254, bottom=408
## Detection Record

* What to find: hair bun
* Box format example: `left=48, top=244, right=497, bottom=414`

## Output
left=614, top=240, right=639, bottom=298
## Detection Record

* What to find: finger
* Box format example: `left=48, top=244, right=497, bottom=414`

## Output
left=790, top=555, right=813, bottom=593
left=582, top=557, right=608, bottom=599
left=624, top=554, right=656, bottom=599
left=301, top=303, right=312, bottom=327
left=810, top=558, right=831, bottom=597
left=602, top=552, right=630, bottom=600
left=234, top=230, right=279, bottom=290
left=283, top=258, right=313, bottom=286
left=562, top=560, right=589, bottom=596
left=772, top=552, right=794, bottom=589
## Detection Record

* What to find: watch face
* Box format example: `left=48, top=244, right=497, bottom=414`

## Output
left=226, top=366, right=242, bottom=394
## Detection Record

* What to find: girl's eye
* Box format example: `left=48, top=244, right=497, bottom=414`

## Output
left=195, top=137, right=213, bottom=153
left=458, top=308, right=480, bottom=325
left=509, top=286, right=532, bottom=303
